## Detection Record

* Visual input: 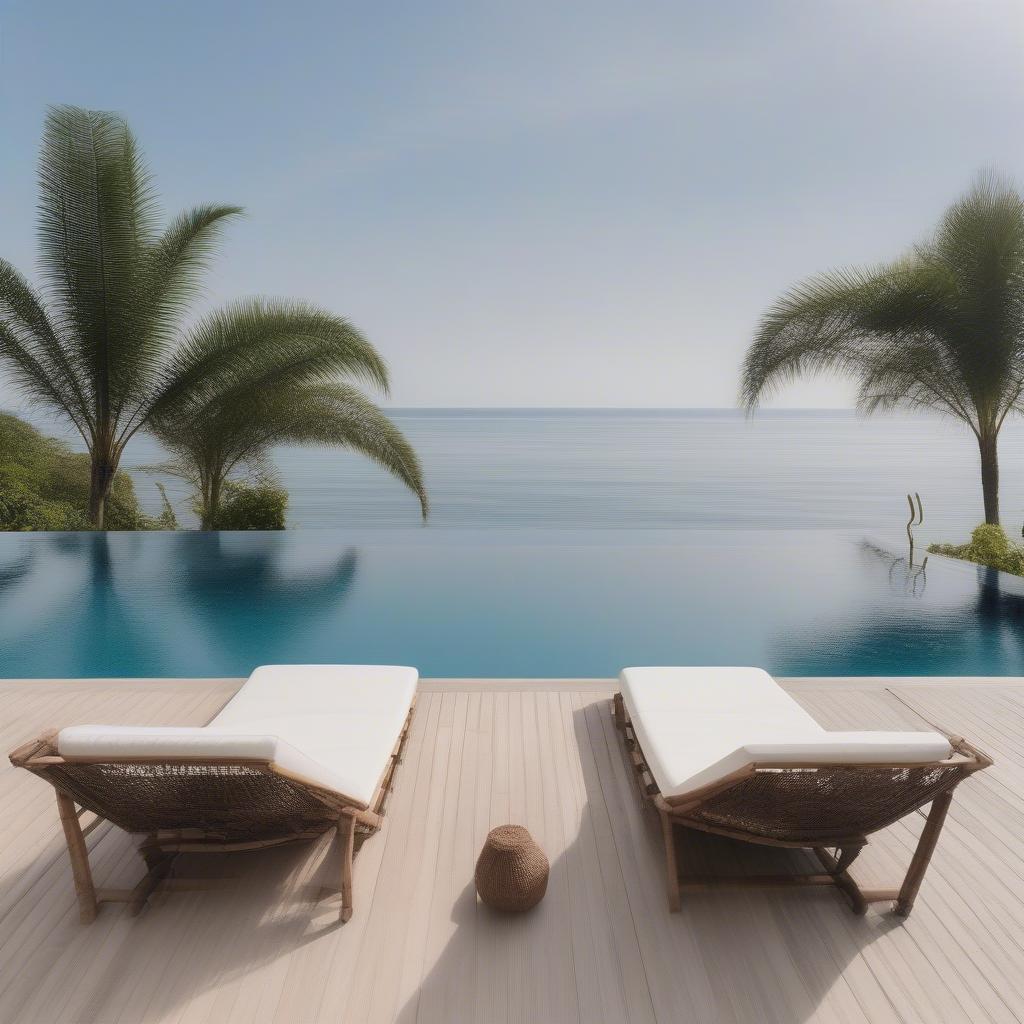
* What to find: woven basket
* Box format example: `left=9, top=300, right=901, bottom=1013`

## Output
left=475, top=825, right=549, bottom=912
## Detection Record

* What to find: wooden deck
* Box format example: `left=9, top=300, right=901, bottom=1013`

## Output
left=1, top=676, right=1022, bottom=1023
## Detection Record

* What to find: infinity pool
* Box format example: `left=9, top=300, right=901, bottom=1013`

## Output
left=0, top=529, right=1021, bottom=677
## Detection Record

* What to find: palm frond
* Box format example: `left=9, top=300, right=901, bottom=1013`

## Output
left=926, top=173, right=1024, bottom=422
left=146, top=204, right=244, bottom=319
left=0, top=259, right=93, bottom=437
left=152, top=377, right=428, bottom=522
left=135, top=458, right=199, bottom=484
left=742, top=253, right=970, bottom=425
left=149, top=299, right=390, bottom=420
left=36, top=105, right=160, bottom=421
left=113, top=204, right=243, bottom=438
left=742, top=265, right=901, bottom=409
left=242, top=383, right=428, bottom=519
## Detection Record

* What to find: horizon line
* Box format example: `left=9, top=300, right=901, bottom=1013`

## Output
left=378, top=405, right=867, bottom=413
left=6, top=399, right=950, bottom=415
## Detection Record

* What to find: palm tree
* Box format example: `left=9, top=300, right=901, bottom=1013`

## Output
left=0, top=105, right=411, bottom=530
left=149, top=300, right=428, bottom=528
left=741, top=173, right=1024, bottom=525
left=0, top=105, right=241, bottom=526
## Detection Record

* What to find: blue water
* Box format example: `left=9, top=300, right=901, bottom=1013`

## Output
left=3, top=409, right=1024, bottom=677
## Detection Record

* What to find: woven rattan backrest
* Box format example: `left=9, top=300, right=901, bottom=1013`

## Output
left=35, top=760, right=342, bottom=841
left=688, top=760, right=974, bottom=844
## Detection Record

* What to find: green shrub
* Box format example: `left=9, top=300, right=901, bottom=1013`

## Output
left=0, top=479, right=88, bottom=531
left=967, top=523, right=1012, bottom=565
left=209, top=481, right=288, bottom=530
left=0, top=413, right=163, bottom=531
left=929, top=523, right=1024, bottom=576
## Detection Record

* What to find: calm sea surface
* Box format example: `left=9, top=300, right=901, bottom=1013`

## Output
left=1, top=409, right=1022, bottom=678
left=123, top=409, right=1024, bottom=537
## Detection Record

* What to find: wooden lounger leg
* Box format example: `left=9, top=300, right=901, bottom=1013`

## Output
left=814, top=846, right=868, bottom=915
left=895, top=790, right=953, bottom=918
left=56, top=791, right=98, bottom=924
left=129, top=837, right=176, bottom=917
left=127, top=859, right=174, bottom=917
left=613, top=692, right=626, bottom=730
left=139, top=834, right=165, bottom=871
left=659, top=810, right=682, bottom=912
left=338, top=812, right=356, bottom=923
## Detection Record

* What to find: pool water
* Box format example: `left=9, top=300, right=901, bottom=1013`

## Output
left=1, top=528, right=1021, bottom=677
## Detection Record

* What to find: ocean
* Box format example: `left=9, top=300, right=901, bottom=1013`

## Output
left=119, top=409, right=1024, bottom=541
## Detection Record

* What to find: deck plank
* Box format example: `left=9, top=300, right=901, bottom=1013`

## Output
left=0, top=676, right=1022, bottom=1023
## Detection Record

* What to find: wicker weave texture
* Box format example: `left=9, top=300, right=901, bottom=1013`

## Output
left=475, top=825, right=549, bottom=912
left=688, top=762, right=972, bottom=844
left=41, top=762, right=340, bottom=841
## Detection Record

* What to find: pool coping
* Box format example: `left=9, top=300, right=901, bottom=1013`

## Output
left=2, top=674, right=1021, bottom=691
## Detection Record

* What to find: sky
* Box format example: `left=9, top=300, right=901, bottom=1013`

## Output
left=2, top=1, right=1023, bottom=409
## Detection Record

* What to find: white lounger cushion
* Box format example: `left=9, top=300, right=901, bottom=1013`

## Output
left=620, top=667, right=952, bottom=799
left=58, top=664, right=418, bottom=809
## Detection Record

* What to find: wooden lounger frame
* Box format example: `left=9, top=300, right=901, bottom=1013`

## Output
left=9, top=700, right=415, bottom=925
left=612, top=693, right=991, bottom=917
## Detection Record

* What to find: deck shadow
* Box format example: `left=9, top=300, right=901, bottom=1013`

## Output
left=391, top=699, right=901, bottom=1023
left=0, top=826, right=363, bottom=1022
left=0, top=691, right=919, bottom=1023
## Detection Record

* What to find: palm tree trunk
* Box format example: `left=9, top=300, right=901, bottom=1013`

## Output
left=978, top=431, right=1000, bottom=525
left=203, top=476, right=222, bottom=531
left=88, top=455, right=116, bottom=530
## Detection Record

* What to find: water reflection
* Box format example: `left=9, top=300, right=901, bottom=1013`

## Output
left=174, top=532, right=356, bottom=595
left=172, top=532, right=360, bottom=665
left=0, top=550, right=34, bottom=592
left=74, top=533, right=159, bottom=674
left=0, top=529, right=1021, bottom=677
left=774, top=541, right=1024, bottom=675
left=861, top=540, right=929, bottom=597
left=0, top=532, right=360, bottom=676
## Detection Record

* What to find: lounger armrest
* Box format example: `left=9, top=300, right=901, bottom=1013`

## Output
left=744, top=731, right=953, bottom=765
left=57, top=726, right=280, bottom=762
left=56, top=725, right=368, bottom=808
left=660, top=731, right=958, bottom=802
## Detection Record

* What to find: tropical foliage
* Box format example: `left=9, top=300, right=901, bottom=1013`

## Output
left=0, top=105, right=428, bottom=530
left=207, top=481, right=288, bottom=530
left=0, top=413, right=167, bottom=531
left=741, top=173, right=1024, bottom=524
left=147, top=300, right=429, bottom=529
left=930, top=523, right=1024, bottom=576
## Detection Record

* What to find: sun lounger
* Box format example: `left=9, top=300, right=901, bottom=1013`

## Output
left=9, top=664, right=418, bottom=923
left=614, top=667, right=990, bottom=916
